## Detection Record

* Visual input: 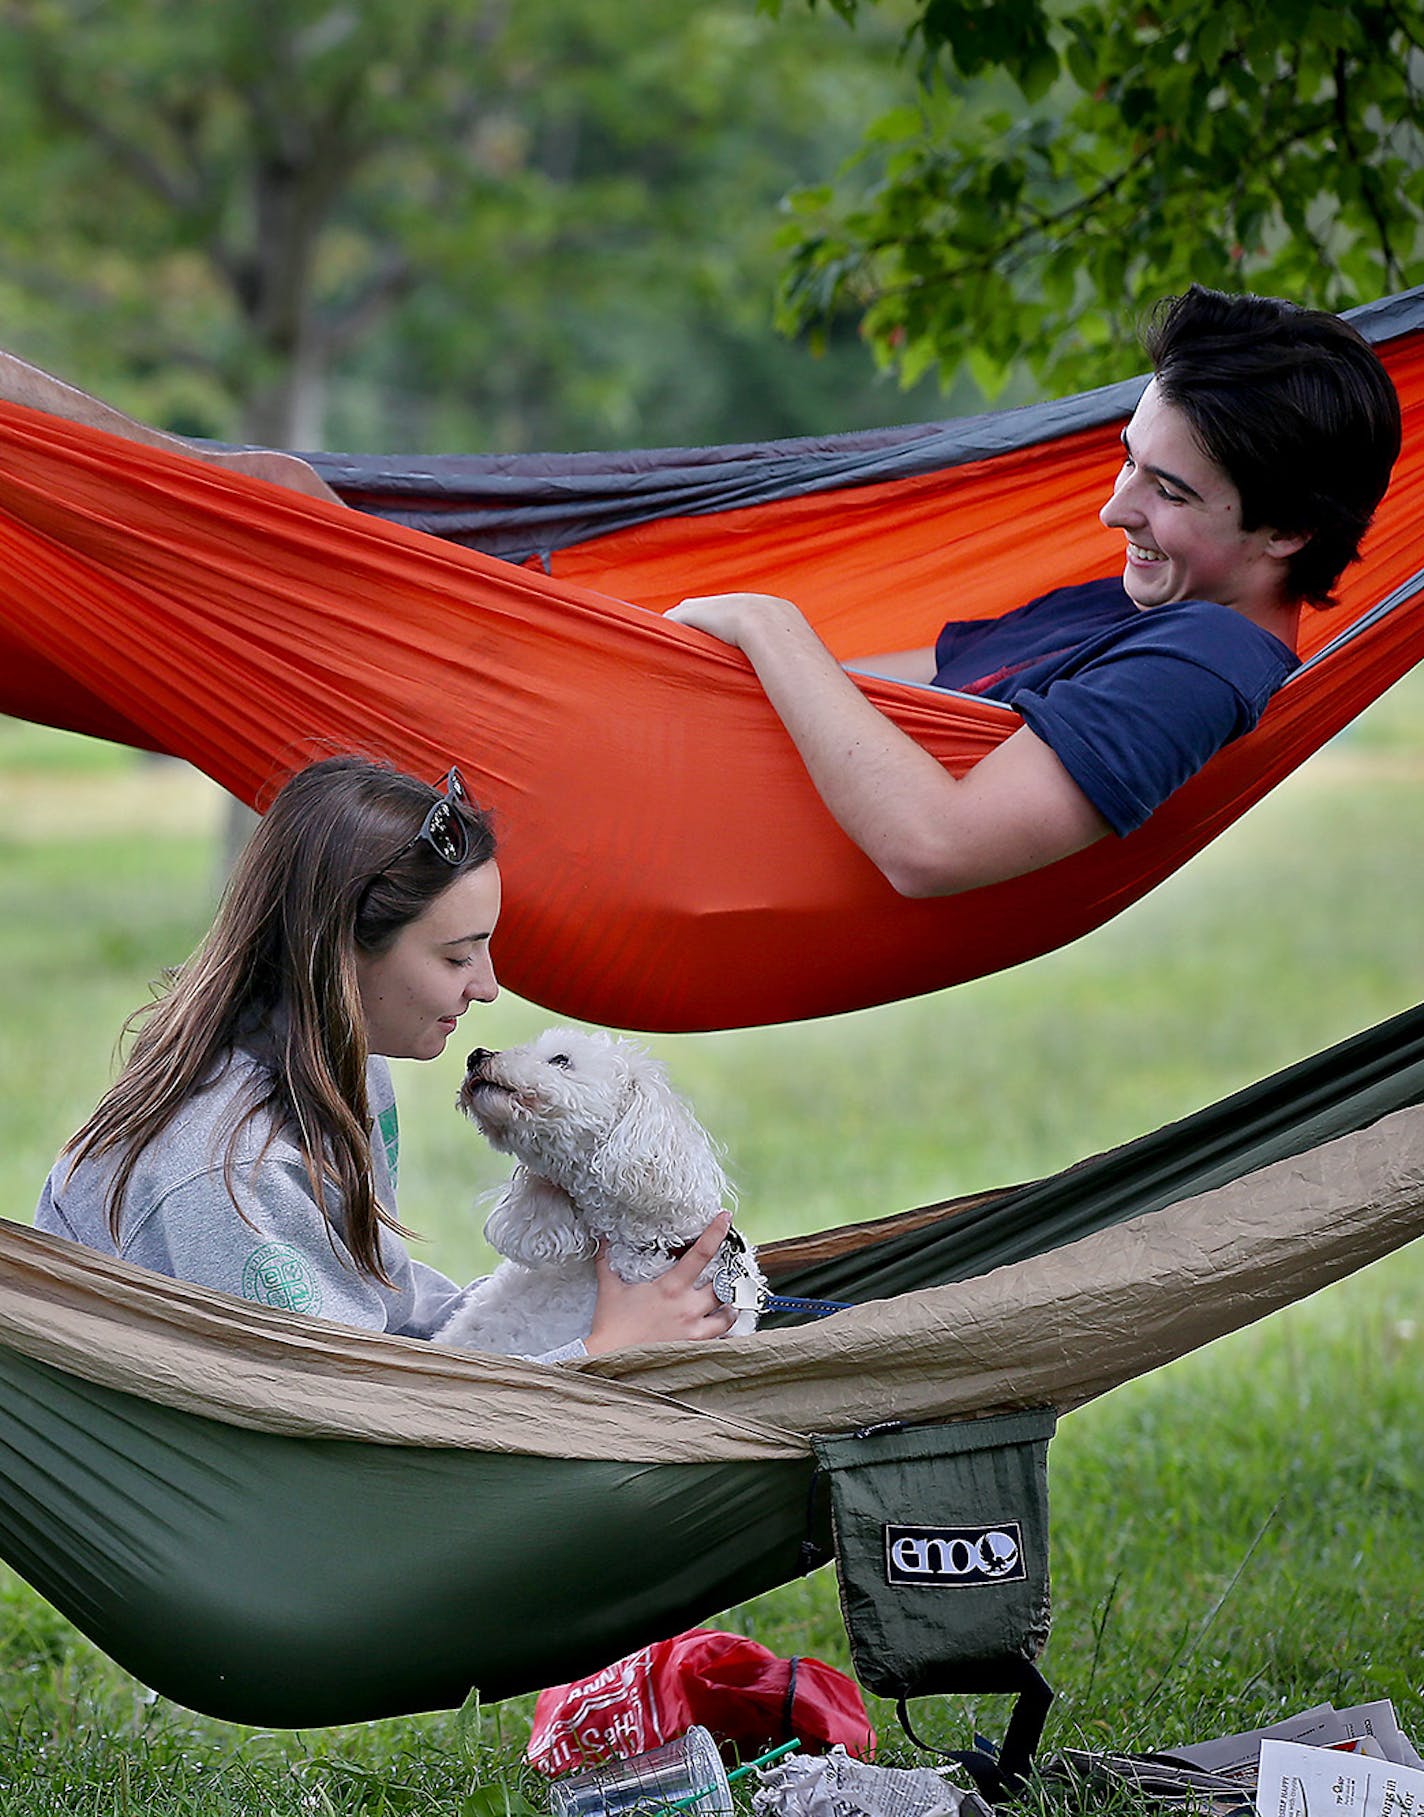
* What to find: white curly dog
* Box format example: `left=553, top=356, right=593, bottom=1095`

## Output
left=433, top=1027, right=766, bottom=1355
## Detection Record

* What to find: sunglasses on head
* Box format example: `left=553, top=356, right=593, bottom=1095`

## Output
left=410, top=766, right=470, bottom=866
left=362, top=767, right=470, bottom=901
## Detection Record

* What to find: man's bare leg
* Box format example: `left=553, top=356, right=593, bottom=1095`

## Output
left=0, top=349, right=343, bottom=505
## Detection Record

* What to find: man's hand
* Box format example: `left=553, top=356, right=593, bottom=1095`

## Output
left=666, top=592, right=805, bottom=651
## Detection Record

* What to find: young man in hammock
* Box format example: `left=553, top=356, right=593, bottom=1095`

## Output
left=669, top=287, right=1402, bottom=899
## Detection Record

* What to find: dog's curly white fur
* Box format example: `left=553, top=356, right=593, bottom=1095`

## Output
left=432, top=1027, right=764, bottom=1355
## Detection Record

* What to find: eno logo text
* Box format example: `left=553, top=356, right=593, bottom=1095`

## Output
left=883, top=1522, right=1026, bottom=1588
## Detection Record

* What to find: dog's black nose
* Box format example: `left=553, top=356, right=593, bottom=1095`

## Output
left=466, top=1048, right=494, bottom=1072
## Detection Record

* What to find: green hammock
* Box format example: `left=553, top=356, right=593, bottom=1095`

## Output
left=1, top=1002, right=1421, bottom=1727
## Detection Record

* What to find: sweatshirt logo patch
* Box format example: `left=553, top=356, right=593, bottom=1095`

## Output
left=243, top=1243, right=324, bottom=1316
left=375, top=1102, right=400, bottom=1188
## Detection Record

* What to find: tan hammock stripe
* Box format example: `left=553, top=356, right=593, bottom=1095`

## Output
left=0, top=1103, right=1420, bottom=1463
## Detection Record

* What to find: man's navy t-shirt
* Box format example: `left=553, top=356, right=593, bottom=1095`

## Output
left=930, top=578, right=1299, bottom=836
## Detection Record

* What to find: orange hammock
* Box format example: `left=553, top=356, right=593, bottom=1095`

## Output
left=2, top=289, right=1423, bottom=1032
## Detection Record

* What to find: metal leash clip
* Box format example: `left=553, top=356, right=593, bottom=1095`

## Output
left=712, top=1226, right=854, bottom=1319
left=712, top=1225, right=766, bottom=1312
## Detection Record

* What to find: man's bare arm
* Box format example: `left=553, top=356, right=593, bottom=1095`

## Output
left=666, top=591, right=1110, bottom=897
left=0, top=349, right=343, bottom=504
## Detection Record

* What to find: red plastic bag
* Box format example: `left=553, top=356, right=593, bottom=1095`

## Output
left=528, top=1628, right=875, bottom=1774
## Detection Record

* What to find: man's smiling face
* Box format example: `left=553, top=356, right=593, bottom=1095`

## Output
left=1099, top=379, right=1301, bottom=617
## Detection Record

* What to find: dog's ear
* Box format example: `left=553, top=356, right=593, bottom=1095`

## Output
left=483, top=1169, right=597, bottom=1265
left=595, top=1068, right=731, bottom=1224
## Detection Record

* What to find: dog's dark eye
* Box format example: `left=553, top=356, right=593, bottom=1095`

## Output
left=548, top=1053, right=572, bottom=1069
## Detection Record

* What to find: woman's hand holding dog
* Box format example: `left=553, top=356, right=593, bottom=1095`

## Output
left=584, top=1211, right=740, bottom=1353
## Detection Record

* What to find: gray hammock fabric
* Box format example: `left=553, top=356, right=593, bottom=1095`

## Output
left=305, top=288, right=1424, bottom=566
left=0, top=1005, right=1421, bottom=1725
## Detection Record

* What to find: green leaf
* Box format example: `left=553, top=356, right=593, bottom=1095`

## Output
left=784, top=184, right=838, bottom=215
left=1019, top=43, right=1062, bottom=103
left=864, top=103, right=928, bottom=144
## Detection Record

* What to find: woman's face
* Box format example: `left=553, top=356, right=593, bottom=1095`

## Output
left=355, top=862, right=502, bottom=1061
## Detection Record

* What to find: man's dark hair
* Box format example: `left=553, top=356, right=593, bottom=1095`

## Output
left=1142, top=285, right=1402, bottom=606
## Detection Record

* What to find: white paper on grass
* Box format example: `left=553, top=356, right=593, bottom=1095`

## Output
left=1254, top=1737, right=1424, bottom=1815
left=1334, top=1703, right=1420, bottom=1770
left=1173, top=1703, right=1418, bottom=1781
left=1172, top=1707, right=1347, bottom=1780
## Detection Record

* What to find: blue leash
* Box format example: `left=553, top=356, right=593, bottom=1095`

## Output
left=760, top=1291, right=854, bottom=1319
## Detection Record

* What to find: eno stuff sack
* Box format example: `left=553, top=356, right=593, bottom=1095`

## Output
left=808, top=1410, right=1056, bottom=1801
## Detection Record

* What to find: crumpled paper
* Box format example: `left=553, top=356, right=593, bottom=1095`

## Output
left=752, top=1746, right=991, bottom=1817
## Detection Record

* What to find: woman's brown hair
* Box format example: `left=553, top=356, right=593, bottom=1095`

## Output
left=65, top=754, right=496, bottom=1278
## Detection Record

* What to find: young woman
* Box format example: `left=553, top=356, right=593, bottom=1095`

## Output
left=35, top=754, right=736, bottom=1358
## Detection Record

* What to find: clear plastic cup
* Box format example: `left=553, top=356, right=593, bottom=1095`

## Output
left=545, top=1725, right=733, bottom=1817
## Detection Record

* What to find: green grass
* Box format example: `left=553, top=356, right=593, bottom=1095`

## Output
left=1, top=687, right=1422, bottom=1812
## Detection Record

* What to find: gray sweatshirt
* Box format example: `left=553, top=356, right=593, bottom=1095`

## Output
left=35, top=1049, right=584, bottom=1361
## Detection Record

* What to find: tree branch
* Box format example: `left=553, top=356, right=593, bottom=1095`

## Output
left=14, top=40, right=201, bottom=212
left=1332, top=48, right=1402, bottom=282
left=321, top=250, right=419, bottom=354
left=849, top=142, right=1151, bottom=300
left=1379, top=0, right=1424, bottom=60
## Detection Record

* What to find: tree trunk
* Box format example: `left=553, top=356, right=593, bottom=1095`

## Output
left=218, top=334, right=329, bottom=876
left=240, top=338, right=328, bottom=453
